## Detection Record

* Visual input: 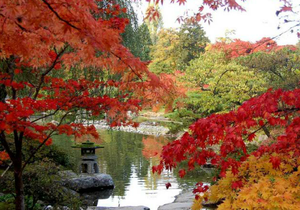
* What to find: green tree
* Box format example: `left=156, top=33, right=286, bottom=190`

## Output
left=149, top=22, right=209, bottom=74
left=237, top=48, right=300, bottom=90
left=182, top=50, right=266, bottom=115
left=136, top=23, right=153, bottom=61
left=174, top=21, right=210, bottom=70
left=149, top=29, right=180, bottom=74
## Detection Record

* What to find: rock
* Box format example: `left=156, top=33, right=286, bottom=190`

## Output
left=159, top=203, right=193, bottom=210
left=58, top=170, right=78, bottom=179
left=61, top=187, right=80, bottom=198
left=0, top=193, right=4, bottom=197
left=43, top=205, right=54, bottom=210
left=62, top=173, right=114, bottom=192
left=81, top=188, right=113, bottom=200
left=158, top=191, right=194, bottom=210
left=81, top=189, right=113, bottom=206
left=173, top=192, right=194, bottom=203
left=87, top=206, right=150, bottom=210
left=92, top=121, right=170, bottom=137
left=202, top=199, right=223, bottom=208
left=43, top=206, right=75, bottom=210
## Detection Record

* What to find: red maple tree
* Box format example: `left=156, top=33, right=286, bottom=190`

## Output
left=0, top=1, right=172, bottom=209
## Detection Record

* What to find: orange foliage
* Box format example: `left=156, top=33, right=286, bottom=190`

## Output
left=142, top=136, right=169, bottom=160
left=0, top=1, right=170, bottom=207
left=210, top=38, right=297, bottom=59
left=0, top=151, right=9, bottom=165
left=147, top=71, right=187, bottom=113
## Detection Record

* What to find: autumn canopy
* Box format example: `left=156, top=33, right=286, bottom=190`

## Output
left=0, top=0, right=171, bottom=209
left=0, top=0, right=300, bottom=209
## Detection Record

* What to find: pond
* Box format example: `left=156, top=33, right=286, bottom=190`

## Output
left=53, top=130, right=215, bottom=210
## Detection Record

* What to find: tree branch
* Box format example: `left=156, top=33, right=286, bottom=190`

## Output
left=262, top=125, right=271, bottom=138
left=109, top=51, right=144, bottom=82
left=22, top=111, right=70, bottom=171
left=33, top=45, right=68, bottom=100
left=30, top=108, right=60, bottom=123
left=213, top=69, right=232, bottom=95
left=41, top=0, right=81, bottom=31
left=0, top=131, right=15, bottom=162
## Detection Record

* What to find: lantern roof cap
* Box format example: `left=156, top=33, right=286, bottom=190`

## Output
left=72, top=140, right=104, bottom=149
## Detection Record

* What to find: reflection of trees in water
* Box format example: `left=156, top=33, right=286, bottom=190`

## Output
left=97, top=131, right=151, bottom=197
left=142, top=136, right=170, bottom=191
left=143, top=158, right=161, bottom=191
left=142, top=136, right=169, bottom=160
left=174, top=167, right=215, bottom=191
left=53, top=132, right=213, bottom=198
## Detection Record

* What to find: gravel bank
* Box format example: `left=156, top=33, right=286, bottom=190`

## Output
left=83, top=120, right=170, bottom=137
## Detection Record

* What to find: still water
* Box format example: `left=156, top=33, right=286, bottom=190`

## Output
left=53, top=130, right=215, bottom=210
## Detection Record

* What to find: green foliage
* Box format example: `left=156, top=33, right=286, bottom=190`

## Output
left=237, top=48, right=300, bottom=90
left=0, top=194, right=15, bottom=210
left=149, top=29, right=179, bottom=74
left=20, top=138, right=75, bottom=169
left=182, top=51, right=266, bottom=116
left=135, top=23, right=153, bottom=61
left=0, top=140, right=78, bottom=209
left=149, top=22, right=209, bottom=74
left=165, top=108, right=200, bottom=133
left=174, top=22, right=210, bottom=70
left=0, top=161, right=81, bottom=210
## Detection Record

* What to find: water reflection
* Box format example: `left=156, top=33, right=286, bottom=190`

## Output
left=53, top=131, right=214, bottom=210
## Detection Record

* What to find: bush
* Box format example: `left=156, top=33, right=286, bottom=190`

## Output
left=0, top=140, right=79, bottom=210
left=0, top=160, right=81, bottom=210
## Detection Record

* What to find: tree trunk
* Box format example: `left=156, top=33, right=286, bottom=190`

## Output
left=14, top=157, right=25, bottom=210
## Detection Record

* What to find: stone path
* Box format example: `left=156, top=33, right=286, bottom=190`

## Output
left=158, top=191, right=194, bottom=210
left=87, top=206, right=150, bottom=210
left=87, top=191, right=194, bottom=210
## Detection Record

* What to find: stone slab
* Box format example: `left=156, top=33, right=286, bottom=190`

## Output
left=174, top=192, right=194, bottom=203
left=87, top=206, right=150, bottom=210
left=158, top=191, right=194, bottom=210
left=158, top=203, right=193, bottom=210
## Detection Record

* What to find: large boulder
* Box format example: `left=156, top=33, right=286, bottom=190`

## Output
left=62, top=173, right=114, bottom=192
left=81, top=189, right=114, bottom=206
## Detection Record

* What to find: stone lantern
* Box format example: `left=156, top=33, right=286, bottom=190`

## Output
left=72, top=140, right=104, bottom=174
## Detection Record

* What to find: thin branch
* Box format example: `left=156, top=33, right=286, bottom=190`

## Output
left=109, top=51, right=144, bottom=82
left=243, top=124, right=267, bottom=142
left=213, top=69, right=232, bottom=95
left=262, top=126, right=271, bottom=138
left=15, top=21, right=29, bottom=32
left=33, top=45, right=68, bottom=100
left=41, top=0, right=80, bottom=31
left=0, top=132, right=15, bottom=162
left=271, top=22, right=300, bottom=42
left=21, top=111, right=70, bottom=171
left=1, top=162, right=12, bottom=178
left=247, top=22, right=300, bottom=53
left=30, top=108, right=60, bottom=123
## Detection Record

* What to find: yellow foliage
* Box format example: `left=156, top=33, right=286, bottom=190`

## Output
left=193, top=153, right=300, bottom=210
